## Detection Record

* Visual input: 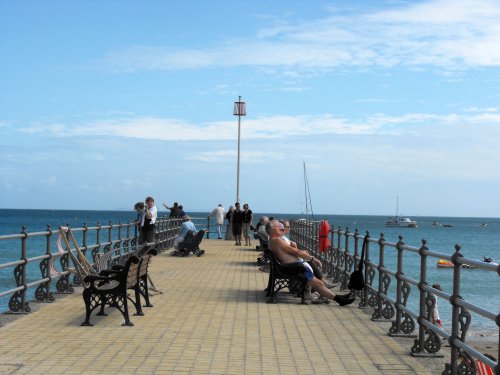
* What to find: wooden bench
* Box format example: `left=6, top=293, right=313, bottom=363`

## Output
left=81, top=245, right=160, bottom=327
left=266, top=252, right=308, bottom=304
left=136, top=248, right=158, bottom=310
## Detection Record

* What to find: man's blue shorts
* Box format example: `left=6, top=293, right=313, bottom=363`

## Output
left=301, top=261, right=314, bottom=281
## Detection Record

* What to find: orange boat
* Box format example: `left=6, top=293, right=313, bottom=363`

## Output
left=437, top=259, right=454, bottom=268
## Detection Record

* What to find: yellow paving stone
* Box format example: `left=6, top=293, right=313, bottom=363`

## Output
left=0, top=239, right=441, bottom=374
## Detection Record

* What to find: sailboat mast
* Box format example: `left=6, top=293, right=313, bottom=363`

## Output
left=304, top=162, right=308, bottom=219
left=303, top=162, right=314, bottom=220
left=396, top=195, right=399, bottom=218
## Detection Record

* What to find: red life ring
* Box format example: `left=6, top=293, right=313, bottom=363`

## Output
left=318, top=220, right=330, bottom=253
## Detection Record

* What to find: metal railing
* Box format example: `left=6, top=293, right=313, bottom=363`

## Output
left=290, top=219, right=499, bottom=375
left=0, top=217, right=182, bottom=315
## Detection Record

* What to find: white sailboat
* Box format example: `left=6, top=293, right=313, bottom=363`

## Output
left=384, top=196, right=417, bottom=228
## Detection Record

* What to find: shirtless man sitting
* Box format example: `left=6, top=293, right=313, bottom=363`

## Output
left=266, top=220, right=355, bottom=306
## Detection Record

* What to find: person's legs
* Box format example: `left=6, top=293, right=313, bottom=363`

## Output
left=236, top=225, right=242, bottom=245
left=173, top=235, right=183, bottom=250
left=243, top=224, right=251, bottom=245
left=308, top=277, right=355, bottom=306
left=232, top=225, right=238, bottom=244
left=217, top=224, right=222, bottom=239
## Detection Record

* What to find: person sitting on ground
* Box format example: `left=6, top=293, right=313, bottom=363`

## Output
left=266, top=220, right=355, bottom=306
left=173, top=215, right=197, bottom=250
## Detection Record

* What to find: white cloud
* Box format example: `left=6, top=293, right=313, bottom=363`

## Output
left=17, top=111, right=500, bottom=142
left=187, top=150, right=285, bottom=163
left=93, top=0, right=500, bottom=73
left=39, top=176, right=57, bottom=186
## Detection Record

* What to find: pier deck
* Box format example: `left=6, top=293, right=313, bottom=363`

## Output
left=0, top=239, right=443, bottom=374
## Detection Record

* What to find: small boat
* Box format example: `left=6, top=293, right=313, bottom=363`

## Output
left=385, top=196, right=417, bottom=228
left=443, top=224, right=453, bottom=228
left=385, top=217, right=418, bottom=227
left=432, top=221, right=442, bottom=227
left=437, top=259, right=478, bottom=269
left=483, top=256, right=498, bottom=266
left=437, top=259, right=454, bottom=268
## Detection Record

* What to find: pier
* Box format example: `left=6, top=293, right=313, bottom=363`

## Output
left=0, top=239, right=443, bottom=374
left=1, top=217, right=498, bottom=374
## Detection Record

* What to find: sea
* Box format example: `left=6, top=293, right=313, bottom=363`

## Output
left=1, top=209, right=499, bottom=336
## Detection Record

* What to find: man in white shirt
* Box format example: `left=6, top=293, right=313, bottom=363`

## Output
left=210, top=204, right=226, bottom=239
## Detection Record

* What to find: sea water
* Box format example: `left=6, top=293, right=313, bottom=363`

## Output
left=1, top=209, right=499, bottom=336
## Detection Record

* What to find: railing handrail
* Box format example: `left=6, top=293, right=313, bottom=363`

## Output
left=289, top=218, right=499, bottom=374
left=0, top=217, right=184, bottom=315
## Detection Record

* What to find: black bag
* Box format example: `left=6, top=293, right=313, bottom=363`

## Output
left=348, top=236, right=367, bottom=290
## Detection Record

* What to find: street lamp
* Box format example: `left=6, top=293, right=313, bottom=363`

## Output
left=233, top=96, right=246, bottom=204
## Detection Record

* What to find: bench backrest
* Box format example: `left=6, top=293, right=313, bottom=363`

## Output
left=138, top=248, right=158, bottom=277
left=269, top=251, right=307, bottom=278
left=126, top=261, right=140, bottom=289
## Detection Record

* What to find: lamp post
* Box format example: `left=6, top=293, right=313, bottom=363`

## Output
left=233, top=96, right=246, bottom=204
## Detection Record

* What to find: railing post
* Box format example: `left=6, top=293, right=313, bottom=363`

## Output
left=35, top=224, right=53, bottom=303
left=108, top=221, right=113, bottom=248
left=8, top=226, right=30, bottom=313
left=372, top=233, right=388, bottom=321
left=55, top=224, right=73, bottom=293
left=411, top=239, right=442, bottom=357
left=341, top=227, right=350, bottom=289
left=445, top=245, right=472, bottom=371
left=389, top=235, right=415, bottom=337
left=206, top=215, right=210, bottom=239
left=327, top=225, right=336, bottom=278
left=359, top=231, right=370, bottom=309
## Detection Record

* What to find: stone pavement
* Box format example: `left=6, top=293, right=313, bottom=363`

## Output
left=0, top=239, right=442, bottom=374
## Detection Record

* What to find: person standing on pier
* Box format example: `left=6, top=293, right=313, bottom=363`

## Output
left=242, top=203, right=253, bottom=246
left=231, top=203, right=244, bottom=246
left=178, top=205, right=186, bottom=218
left=141, top=196, right=157, bottom=243
left=225, top=206, right=235, bottom=241
left=266, top=220, right=355, bottom=306
left=163, top=202, right=180, bottom=218
left=210, top=204, right=226, bottom=239
left=134, top=202, right=146, bottom=244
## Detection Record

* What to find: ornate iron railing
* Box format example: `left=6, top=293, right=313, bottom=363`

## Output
left=0, top=217, right=182, bottom=315
left=290, top=219, right=499, bottom=375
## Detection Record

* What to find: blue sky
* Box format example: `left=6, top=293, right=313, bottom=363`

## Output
left=1, top=0, right=500, bottom=217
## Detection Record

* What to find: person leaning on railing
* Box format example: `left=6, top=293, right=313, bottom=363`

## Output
left=141, top=196, right=157, bottom=244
